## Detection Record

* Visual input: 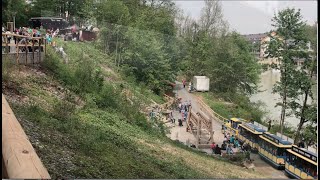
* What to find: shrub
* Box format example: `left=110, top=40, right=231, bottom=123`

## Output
left=2, top=57, right=16, bottom=83
left=51, top=94, right=76, bottom=121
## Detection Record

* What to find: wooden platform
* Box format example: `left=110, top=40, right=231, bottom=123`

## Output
left=2, top=94, right=50, bottom=179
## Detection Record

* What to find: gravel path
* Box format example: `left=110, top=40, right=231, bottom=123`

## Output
left=163, top=81, right=288, bottom=179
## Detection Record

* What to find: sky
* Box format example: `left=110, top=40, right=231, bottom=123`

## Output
left=174, top=1, right=318, bottom=34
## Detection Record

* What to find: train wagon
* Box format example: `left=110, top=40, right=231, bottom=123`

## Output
left=285, top=145, right=318, bottom=179
left=238, top=122, right=266, bottom=151
left=257, top=132, right=292, bottom=169
left=222, top=117, right=246, bottom=137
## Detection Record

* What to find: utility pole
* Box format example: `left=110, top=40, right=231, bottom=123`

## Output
left=13, top=12, right=17, bottom=31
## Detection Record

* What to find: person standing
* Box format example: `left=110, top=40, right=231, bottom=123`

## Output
left=215, top=145, right=221, bottom=155
left=267, top=119, right=272, bottom=131
left=221, top=142, right=227, bottom=150
left=181, top=108, right=185, bottom=121
left=184, top=101, right=188, bottom=112
left=184, top=110, right=188, bottom=121
left=182, top=79, right=186, bottom=88
left=226, top=144, right=234, bottom=155
left=210, top=142, right=216, bottom=154
left=230, top=135, right=235, bottom=144
left=298, top=139, right=305, bottom=148
left=178, top=102, right=182, bottom=113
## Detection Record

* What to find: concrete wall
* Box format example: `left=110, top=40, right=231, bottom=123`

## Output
left=2, top=52, right=45, bottom=65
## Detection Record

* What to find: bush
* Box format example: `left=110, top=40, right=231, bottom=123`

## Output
left=207, top=92, right=266, bottom=122
left=42, top=47, right=104, bottom=96
left=226, top=152, right=248, bottom=162
left=51, top=93, right=76, bottom=121
left=94, top=84, right=119, bottom=109
left=2, top=57, right=16, bottom=82
left=261, top=64, right=269, bottom=71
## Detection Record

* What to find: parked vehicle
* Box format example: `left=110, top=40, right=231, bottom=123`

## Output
left=29, top=17, right=69, bottom=30
left=192, top=76, right=209, bottom=92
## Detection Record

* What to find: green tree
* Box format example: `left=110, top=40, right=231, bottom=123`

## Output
left=266, top=8, right=315, bottom=141
left=2, top=0, right=30, bottom=28
left=95, top=0, right=131, bottom=26
left=210, top=33, right=261, bottom=95
left=121, top=27, right=174, bottom=94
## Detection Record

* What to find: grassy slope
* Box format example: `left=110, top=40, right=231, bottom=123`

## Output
left=2, top=40, right=269, bottom=179
left=198, top=92, right=252, bottom=119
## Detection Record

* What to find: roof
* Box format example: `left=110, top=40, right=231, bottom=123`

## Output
left=287, top=145, right=317, bottom=165
left=243, top=123, right=266, bottom=133
left=230, top=118, right=243, bottom=122
left=242, top=33, right=268, bottom=41
left=292, top=145, right=318, bottom=157
left=264, top=132, right=292, bottom=145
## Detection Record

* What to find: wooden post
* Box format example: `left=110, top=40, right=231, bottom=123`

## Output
left=2, top=94, right=51, bottom=179
left=32, top=39, right=35, bottom=64
left=38, top=39, right=41, bottom=62
left=16, top=37, right=19, bottom=65
left=209, top=118, right=213, bottom=144
left=44, top=38, right=46, bottom=55
left=25, top=41, right=28, bottom=65
left=196, top=117, right=200, bottom=148
left=5, top=34, right=9, bottom=54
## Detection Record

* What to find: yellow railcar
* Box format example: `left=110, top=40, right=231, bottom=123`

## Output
left=257, top=132, right=292, bottom=169
left=238, top=122, right=266, bottom=151
left=222, top=117, right=246, bottom=137
left=284, top=145, right=318, bottom=179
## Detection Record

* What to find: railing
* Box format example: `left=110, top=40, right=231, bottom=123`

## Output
left=2, top=33, right=47, bottom=64
left=196, top=96, right=228, bottom=124
left=2, top=94, right=50, bottom=179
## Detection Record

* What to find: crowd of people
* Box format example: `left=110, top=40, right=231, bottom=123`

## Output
left=2, top=25, right=58, bottom=53
left=210, top=132, right=251, bottom=156
left=176, top=100, right=191, bottom=126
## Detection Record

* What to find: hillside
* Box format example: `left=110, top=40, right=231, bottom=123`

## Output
left=2, top=40, right=270, bottom=179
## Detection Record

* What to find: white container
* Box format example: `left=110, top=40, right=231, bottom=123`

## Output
left=193, top=76, right=209, bottom=91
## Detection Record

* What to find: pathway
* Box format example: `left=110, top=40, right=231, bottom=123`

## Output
left=163, top=82, right=288, bottom=179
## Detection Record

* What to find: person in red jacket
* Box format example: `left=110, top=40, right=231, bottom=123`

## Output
left=182, top=79, right=186, bottom=88
left=210, top=142, right=216, bottom=154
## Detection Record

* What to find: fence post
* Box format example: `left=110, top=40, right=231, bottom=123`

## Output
left=38, top=39, right=41, bottom=62
left=16, top=36, right=19, bottom=64
left=32, top=39, right=35, bottom=64
left=44, top=38, right=46, bottom=55
left=25, top=41, right=28, bottom=65
left=5, top=34, right=9, bottom=54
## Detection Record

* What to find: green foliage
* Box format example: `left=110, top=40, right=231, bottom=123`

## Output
left=95, top=0, right=131, bottom=25
left=268, top=123, right=295, bottom=138
left=120, top=27, right=174, bottom=94
left=209, top=33, right=261, bottom=95
left=2, top=57, right=15, bottom=83
left=2, top=0, right=30, bottom=27
left=261, top=64, right=269, bottom=71
left=42, top=47, right=104, bottom=96
left=266, top=8, right=316, bottom=143
left=202, top=92, right=266, bottom=122
left=51, top=93, right=76, bottom=121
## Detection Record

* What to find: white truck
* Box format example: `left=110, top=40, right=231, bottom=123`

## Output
left=192, top=76, right=210, bottom=92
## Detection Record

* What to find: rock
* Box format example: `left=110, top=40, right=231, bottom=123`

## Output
left=243, top=161, right=255, bottom=169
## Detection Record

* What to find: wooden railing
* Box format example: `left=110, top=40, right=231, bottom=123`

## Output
left=2, top=94, right=50, bottom=179
left=2, top=33, right=47, bottom=64
left=196, top=96, right=228, bottom=124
